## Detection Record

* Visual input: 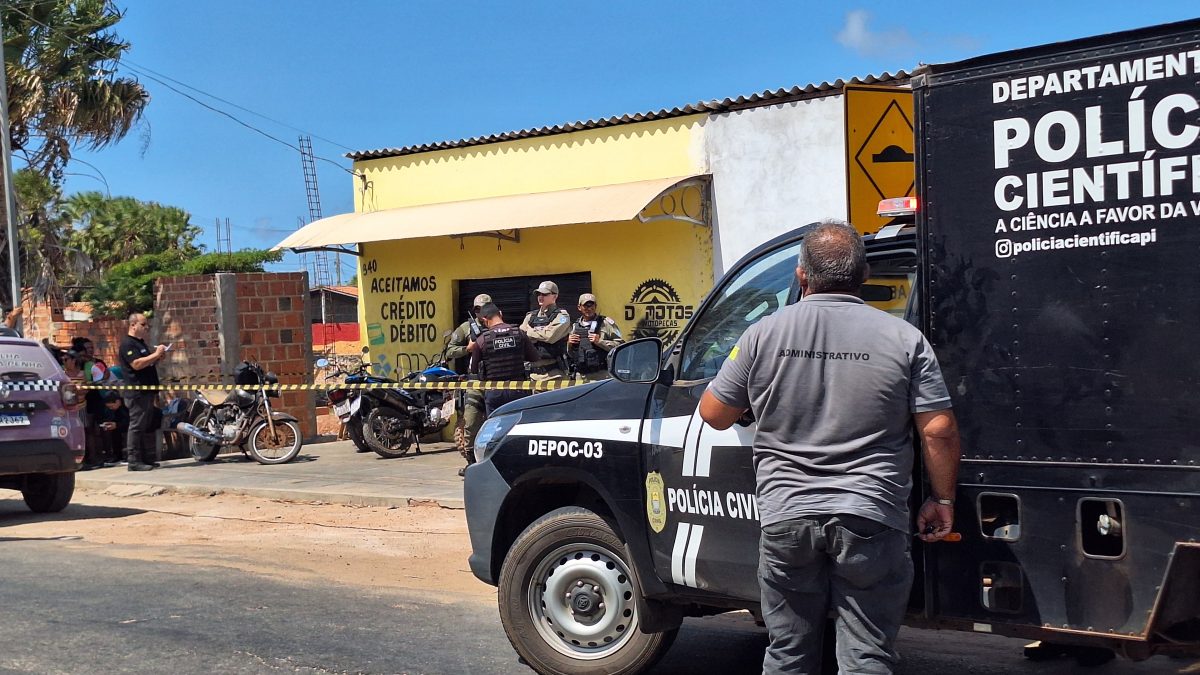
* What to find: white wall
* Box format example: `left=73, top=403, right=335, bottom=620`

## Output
left=704, top=96, right=848, bottom=276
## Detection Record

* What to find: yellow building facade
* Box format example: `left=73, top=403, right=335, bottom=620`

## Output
left=347, top=116, right=713, bottom=377
left=277, top=74, right=914, bottom=377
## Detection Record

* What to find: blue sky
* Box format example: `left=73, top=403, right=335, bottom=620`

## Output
left=53, top=1, right=1200, bottom=280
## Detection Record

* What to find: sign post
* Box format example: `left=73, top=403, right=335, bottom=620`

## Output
left=844, top=85, right=915, bottom=235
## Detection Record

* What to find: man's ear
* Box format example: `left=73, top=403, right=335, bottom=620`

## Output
left=861, top=262, right=871, bottom=285
left=796, top=266, right=809, bottom=290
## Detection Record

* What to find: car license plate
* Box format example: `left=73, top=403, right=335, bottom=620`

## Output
left=0, top=413, right=29, bottom=427
left=334, top=401, right=351, bottom=418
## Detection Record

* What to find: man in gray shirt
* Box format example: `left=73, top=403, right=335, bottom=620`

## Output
left=700, top=221, right=961, bottom=675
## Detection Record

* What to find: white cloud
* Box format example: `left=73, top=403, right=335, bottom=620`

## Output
left=836, top=9, right=918, bottom=58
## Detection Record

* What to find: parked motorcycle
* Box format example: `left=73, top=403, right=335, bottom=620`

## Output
left=362, top=362, right=458, bottom=458
left=318, top=351, right=380, bottom=454
left=176, top=361, right=303, bottom=465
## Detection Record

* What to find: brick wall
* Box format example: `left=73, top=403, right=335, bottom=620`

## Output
left=155, top=275, right=221, bottom=383
left=19, top=292, right=125, bottom=366
left=232, top=272, right=315, bottom=439
left=19, top=273, right=316, bottom=441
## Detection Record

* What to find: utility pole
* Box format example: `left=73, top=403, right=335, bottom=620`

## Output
left=0, top=14, right=21, bottom=328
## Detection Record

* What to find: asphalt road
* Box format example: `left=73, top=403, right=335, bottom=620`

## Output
left=0, top=538, right=1193, bottom=675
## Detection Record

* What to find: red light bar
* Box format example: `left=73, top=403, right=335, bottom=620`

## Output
left=877, top=197, right=918, bottom=217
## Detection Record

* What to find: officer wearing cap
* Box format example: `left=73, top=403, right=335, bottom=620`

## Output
left=447, top=293, right=491, bottom=475
left=567, top=293, right=623, bottom=382
left=520, top=280, right=571, bottom=382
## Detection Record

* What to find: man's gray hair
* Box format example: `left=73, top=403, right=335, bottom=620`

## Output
left=799, top=221, right=867, bottom=293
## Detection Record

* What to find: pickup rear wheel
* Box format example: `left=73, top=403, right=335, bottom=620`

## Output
left=498, top=506, right=677, bottom=675
left=22, top=472, right=74, bottom=513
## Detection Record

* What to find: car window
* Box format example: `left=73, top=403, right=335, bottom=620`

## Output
left=0, top=342, right=61, bottom=380
left=678, top=241, right=802, bottom=381
left=860, top=256, right=919, bottom=327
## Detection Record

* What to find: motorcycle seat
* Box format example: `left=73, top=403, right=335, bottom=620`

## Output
left=199, top=389, right=232, bottom=405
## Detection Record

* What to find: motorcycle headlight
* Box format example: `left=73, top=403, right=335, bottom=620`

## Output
left=474, top=413, right=521, bottom=462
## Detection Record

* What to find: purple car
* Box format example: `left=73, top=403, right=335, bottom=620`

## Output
left=0, top=335, right=84, bottom=512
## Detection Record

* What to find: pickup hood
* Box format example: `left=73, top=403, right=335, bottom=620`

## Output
left=494, top=377, right=652, bottom=423
left=496, top=380, right=607, bottom=414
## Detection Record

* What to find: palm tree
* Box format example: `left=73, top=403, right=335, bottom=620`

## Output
left=3, top=0, right=150, bottom=179
left=0, top=0, right=149, bottom=308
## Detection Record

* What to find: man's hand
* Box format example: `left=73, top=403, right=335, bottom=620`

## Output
left=567, top=333, right=580, bottom=346
left=588, top=332, right=600, bottom=345
left=916, top=500, right=954, bottom=542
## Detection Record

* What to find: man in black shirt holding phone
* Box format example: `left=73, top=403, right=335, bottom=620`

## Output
left=118, top=313, right=167, bottom=471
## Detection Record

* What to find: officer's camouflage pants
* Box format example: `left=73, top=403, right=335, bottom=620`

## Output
left=459, top=389, right=485, bottom=463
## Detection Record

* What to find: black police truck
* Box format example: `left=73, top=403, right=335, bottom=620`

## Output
left=464, top=19, right=1200, bottom=674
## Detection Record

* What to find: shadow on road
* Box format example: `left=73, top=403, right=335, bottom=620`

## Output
left=371, top=446, right=459, bottom=462
left=0, top=502, right=143, bottom=524
left=0, top=535, right=84, bottom=542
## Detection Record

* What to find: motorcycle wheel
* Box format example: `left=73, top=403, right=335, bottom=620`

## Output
left=365, top=408, right=417, bottom=459
left=189, top=412, right=221, bottom=462
left=247, top=419, right=302, bottom=465
left=348, top=414, right=371, bottom=453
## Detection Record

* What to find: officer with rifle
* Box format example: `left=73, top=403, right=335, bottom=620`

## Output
left=519, top=280, right=571, bottom=382
left=566, top=293, right=623, bottom=382
left=446, top=293, right=491, bottom=476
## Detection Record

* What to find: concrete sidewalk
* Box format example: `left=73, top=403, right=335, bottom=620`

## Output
left=74, top=439, right=469, bottom=509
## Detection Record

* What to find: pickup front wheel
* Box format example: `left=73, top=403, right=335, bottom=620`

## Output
left=498, top=506, right=677, bottom=675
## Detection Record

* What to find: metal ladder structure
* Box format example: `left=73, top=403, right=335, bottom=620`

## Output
left=298, top=135, right=336, bottom=354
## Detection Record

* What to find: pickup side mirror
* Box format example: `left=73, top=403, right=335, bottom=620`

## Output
left=609, top=338, right=663, bottom=384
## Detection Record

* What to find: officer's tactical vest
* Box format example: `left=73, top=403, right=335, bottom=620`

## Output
left=479, top=325, right=527, bottom=381
left=569, top=315, right=608, bottom=374
left=526, top=307, right=567, bottom=362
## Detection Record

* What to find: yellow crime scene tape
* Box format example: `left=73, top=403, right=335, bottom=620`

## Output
left=70, top=380, right=578, bottom=392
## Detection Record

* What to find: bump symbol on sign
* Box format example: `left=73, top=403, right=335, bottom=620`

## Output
left=854, top=100, right=916, bottom=201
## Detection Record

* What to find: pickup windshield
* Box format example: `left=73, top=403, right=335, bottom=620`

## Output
left=678, top=245, right=918, bottom=381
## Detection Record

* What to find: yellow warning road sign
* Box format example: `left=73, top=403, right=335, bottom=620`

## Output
left=845, top=85, right=915, bottom=235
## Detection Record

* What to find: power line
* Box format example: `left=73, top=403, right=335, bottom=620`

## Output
left=107, top=61, right=357, bottom=153
left=6, top=4, right=360, bottom=176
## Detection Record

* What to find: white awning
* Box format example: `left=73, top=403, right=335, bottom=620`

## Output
left=273, top=175, right=702, bottom=251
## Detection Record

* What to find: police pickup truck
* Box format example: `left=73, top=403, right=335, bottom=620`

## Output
left=464, top=18, right=1200, bottom=675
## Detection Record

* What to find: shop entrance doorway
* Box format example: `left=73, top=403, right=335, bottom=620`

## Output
left=454, top=272, right=592, bottom=368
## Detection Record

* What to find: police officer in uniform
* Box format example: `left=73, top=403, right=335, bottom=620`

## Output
left=567, top=293, right=623, bottom=382
left=520, top=280, right=571, bottom=382
left=469, top=303, right=540, bottom=416
left=446, top=293, right=491, bottom=476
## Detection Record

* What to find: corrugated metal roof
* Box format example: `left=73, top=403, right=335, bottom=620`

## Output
left=348, top=71, right=910, bottom=161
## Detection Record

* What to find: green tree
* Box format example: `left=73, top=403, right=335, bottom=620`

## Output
left=0, top=0, right=149, bottom=308
left=11, top=167, right=78, bottom=301
left=85, top=249, right=283, bottom=317
left=63, top=191, right=202, bottom=284
left=3, top=0, right=150, bottom=179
